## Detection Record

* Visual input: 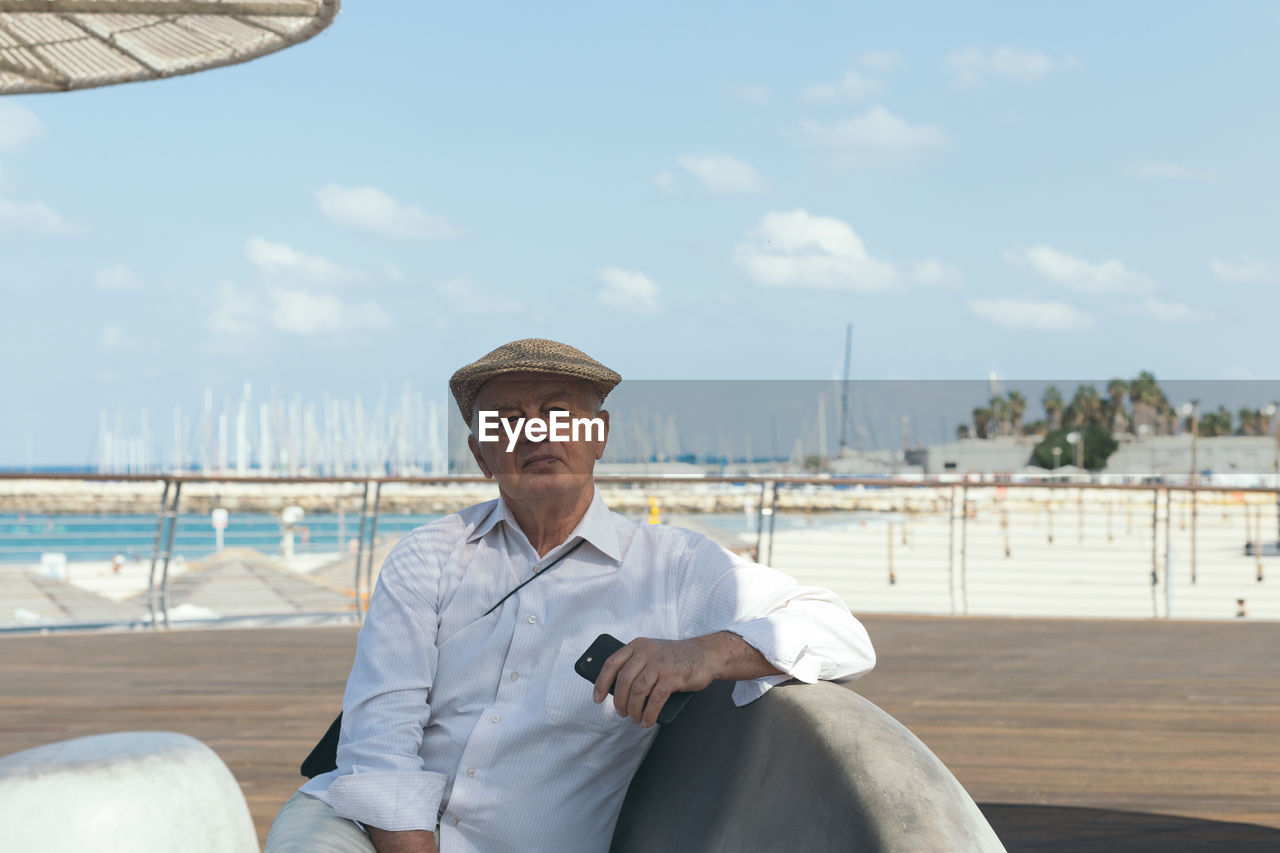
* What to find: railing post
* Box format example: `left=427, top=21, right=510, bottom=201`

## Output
left=354, top=481, right=370, bottom=621
left=947, top=486, right=956, bottom=614
left=1150, top=487, right=1159, bottom=618
left=753, top=480, right=768, bottom=562
left=363, top=480, right=384, bottom=609
left=1164, top=488, right=1174, bottom=619
left=1190, top=484, right=1198, bottom=584
left=960, top=484, right=969, bottom=615
left=146, top=478, right=171, bottom=629
left=887, top=522, right=896, bottom=586
left=765, top=481, right=779, bottom=566
left=158, top=480, right=182, bottom=630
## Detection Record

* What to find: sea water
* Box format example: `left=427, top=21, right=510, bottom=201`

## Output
left=0, top=511, right=442, bottom=564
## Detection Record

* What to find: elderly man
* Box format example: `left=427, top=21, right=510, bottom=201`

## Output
left=266, top=339, right=875, bottom=853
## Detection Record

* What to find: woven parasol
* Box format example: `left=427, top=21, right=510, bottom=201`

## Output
left=0, top=0, right=339, bottom=94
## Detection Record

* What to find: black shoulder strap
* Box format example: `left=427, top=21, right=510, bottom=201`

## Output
left=300, top=537, right=590, bottom=778
left=482, top=537, right=587, bottom=617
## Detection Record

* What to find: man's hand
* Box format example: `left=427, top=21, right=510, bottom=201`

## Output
left=593, top=632, right=781, bottom=728
left=368, top=827, right=437, bottom=853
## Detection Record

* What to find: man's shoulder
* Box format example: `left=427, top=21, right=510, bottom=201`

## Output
left=609, top=510, right=713, bottom=558
left=389, top=499, right=499, bottom=556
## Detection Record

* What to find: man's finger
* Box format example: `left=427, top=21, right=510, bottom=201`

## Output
left=612, top=653, right=648, bottom=716
left=640, top=683, right=670, bottom=728
left=626, top=670, right=657, bottom=723
left=594, top=644, right=633, bottom=703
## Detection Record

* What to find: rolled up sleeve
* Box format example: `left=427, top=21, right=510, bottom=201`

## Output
left=675, top=535, right=876, bottom=706
left=322, top=529, right=449, bottom=831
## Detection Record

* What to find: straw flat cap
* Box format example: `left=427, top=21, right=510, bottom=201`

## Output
left=450, top=338, right=621, bottom=424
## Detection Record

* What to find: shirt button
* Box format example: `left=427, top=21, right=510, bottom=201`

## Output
left=466, top=767, right=476, bottom=777
left=509, top=672, right=519, bottom=681
left=527, top=615, right=537, bottom=624
left=491, top=714, right=501, bottom=723
left=449, top=817, right=460, bottom=827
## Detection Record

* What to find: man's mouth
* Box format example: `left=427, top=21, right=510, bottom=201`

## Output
left=521, top=454, right=561, bottom=470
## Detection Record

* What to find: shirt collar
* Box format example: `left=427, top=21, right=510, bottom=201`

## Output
left=466, top=488, right=622, bottom=564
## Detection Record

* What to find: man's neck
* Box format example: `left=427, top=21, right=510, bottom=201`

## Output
left=504, top=485, right=596, bottom=557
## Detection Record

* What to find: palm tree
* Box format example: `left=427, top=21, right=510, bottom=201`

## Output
left=1042, top=385, right=1064, bottom=431
left=972, top=407, right=993, bottom=440
left=1006, top=391, right=1027, bottom=435
left=1066, top=384, right=1105, bottom=428
left=1129, top=371, right=1169, bottom=435
left=956, top=423, right=971, bottom=440
left=989, top=396, right=1010, bottom=436
left=1106, top=378, right=1129, bottom=434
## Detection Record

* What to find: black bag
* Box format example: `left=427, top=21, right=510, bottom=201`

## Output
left=300, top=712, right=342, bottom=778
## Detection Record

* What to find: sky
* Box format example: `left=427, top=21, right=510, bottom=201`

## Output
left=1, top=1, right=1278, bottom=466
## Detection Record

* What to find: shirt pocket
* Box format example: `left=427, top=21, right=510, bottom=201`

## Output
left=544, top=636, right=630, bottom=734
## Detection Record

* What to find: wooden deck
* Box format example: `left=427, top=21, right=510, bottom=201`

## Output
left=2, top=615, right=1277, bottom=851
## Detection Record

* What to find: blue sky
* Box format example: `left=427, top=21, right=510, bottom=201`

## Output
left=1, top=1, right=1278, bottom=465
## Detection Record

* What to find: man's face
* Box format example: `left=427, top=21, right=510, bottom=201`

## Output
left=467, top=372, right=609, bottom=506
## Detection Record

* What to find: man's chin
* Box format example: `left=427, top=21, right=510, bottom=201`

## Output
left=501, top=470, right=593, bottom=500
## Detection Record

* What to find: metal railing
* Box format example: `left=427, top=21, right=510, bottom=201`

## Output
left=1, top=473, right=1277, bottom=631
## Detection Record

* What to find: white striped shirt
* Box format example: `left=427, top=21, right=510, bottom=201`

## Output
left=301, top=489, right=875, bottom=852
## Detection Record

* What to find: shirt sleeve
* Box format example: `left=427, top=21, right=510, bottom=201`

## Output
left=321, top=527, right=451, bottom=831
left=673, top=533, right=876, bottom=707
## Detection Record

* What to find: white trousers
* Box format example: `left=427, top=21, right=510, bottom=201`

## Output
left=264, top=790, right=440, bottom=852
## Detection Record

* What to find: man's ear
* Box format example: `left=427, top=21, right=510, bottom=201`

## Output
left=594, top=409, right=610, bottom=460
left=467, top=434, right=495, bottom=478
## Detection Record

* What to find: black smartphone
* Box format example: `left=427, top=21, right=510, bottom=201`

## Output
left=574, top=633, right=694, bottom=725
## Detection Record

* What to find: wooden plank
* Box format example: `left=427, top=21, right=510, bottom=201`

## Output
left=0, top=615, right=1277, bottom=850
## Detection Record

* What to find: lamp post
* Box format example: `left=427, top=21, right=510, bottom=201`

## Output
left=1266, top=402, right=1279, bottom=543
left=1066, top=431, right=1083, bottom=473
left=1066, top=431, right=1084, bottom=540
left=1180, top=401, right=1199, bottom=583
left=1265, top=403, right=1279, bottom=486
left=1138, top=423, right=1152, bottom=480
left=1052, top=446, right=1062, bottom=470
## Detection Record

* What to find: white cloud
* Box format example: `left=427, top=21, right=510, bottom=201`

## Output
left=654, top=170, right=675, bottom=193
left=1210, top=257, right=1275, bottom=285
left=0, top=196, right=75, bottom=235
left=100, top=325, right=126, bottom=349
left=0, top=101, right=43, bottom=151
left=1130, top=161, right=1220, bottom=182
left=314, top=185, right=457, bottom=240
left=947, top=47, right=1065, bottom=86
left=912, top=259, right=962, bottom=287
left=597, top=267, right=661, bottom=314
left=382, top=264, right=405, bottom=283
left=245, top=237, right=364, bottom=286
left=676, top=154, right=765, bottom=194
left=94, top=264, right=145, bottom=292
left=1006, top=245, right=1156, bottom=295
left=862, top=51, right=902, bottom=72
left=801, top=106, right=947, bottom=164
left=1119, top=298, right=1207, bottom=324
left=734, top=209, right=902, bottom=292
left=803, top=70, right=882, bottom=103
left=436, top=278, right=523, bottom=314
left=267, top=289, right=393, bottom=336
left=966, top=298, right=1093, bottom=331
left=207, top=282, right=262, bottom=338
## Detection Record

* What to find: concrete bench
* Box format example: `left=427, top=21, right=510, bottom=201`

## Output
left=0, top=731, right=258, bottom=853
left=611, top=680, right=1006, bottom=852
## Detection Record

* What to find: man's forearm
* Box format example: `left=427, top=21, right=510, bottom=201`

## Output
left=368, top=827, right=437, bottom=853
left=698, top=630, right=784, bottom=681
